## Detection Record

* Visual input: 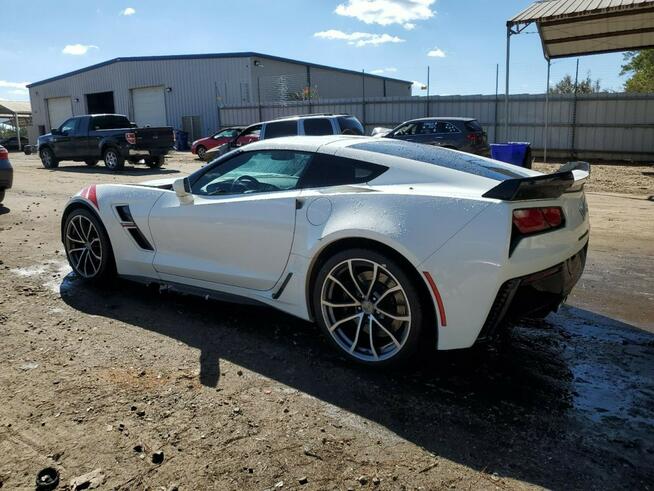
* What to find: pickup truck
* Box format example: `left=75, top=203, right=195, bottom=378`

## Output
left=37, top=114, right=174, bottom=171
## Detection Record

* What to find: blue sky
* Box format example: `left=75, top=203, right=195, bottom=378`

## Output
left=1, top=0, right=629, bottom=101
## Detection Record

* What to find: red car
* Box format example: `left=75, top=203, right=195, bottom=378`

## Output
left=191, top=127, right=244, bottom=159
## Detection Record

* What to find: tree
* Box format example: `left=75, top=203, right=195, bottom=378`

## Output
left=621, top=49, right=654, bottom=93
left=549, top=72, right=602, bottom=94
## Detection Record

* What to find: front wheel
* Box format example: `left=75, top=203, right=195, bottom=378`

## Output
left=312, top=248, right=425, bottom=367
left=103, top=148, right=125, bottom=171
left=63, top=208, right=115, bottom=282
left=40, top=148, right=59, bottom=169
left=196, top=146, right=207, bottom=159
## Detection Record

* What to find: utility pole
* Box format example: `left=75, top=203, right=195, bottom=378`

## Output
left=361, top=69, right=366, bottom=128
left=426, top=66, right=430, bottom=117
left=494, top=63, right=499, bottom=143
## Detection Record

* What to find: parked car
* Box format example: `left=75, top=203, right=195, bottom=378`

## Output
left=383, top=117, right=489, bottom=156
left=37, top=114, right=175, bottom=171
left=60, top=136, right=589, bottom=367
left=0, top=135, right=29, bottom=151
left=371, top=127, right=392, bottom=137
left=191, top=127, right=244, bottom=159
left=0, top=145, right=13, bottom=205
left=202, top=114, right=365, bottom=161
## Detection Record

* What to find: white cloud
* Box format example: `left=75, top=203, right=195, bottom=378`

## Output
left=314, top=30, right=404, bottom=47
left=120, top=7, right=136, bottom=16
left=371, top=67, right=398, bottom=74
left=0, top=80, right=30, bottom=91
left=62, top=44, right=99, bottom=55
left=427, top=47, right=446, bottom=58
left=335, top=0, right=435, bottom=29
left=8, top=89, right=27, bottom=95
left=412, top=80, right=427, bottom=89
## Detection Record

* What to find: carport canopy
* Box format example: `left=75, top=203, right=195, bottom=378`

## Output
left=0, top=100, right=32, bottom=151
left=509, top=0, right=654, bottom=59
left=503, top=0, right=654, bottom=151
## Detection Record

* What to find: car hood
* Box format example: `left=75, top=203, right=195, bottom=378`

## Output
left=138, top=177, right=183, bottom=189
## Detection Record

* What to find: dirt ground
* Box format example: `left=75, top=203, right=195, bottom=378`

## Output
left=1, top=152, right=653, bottom=490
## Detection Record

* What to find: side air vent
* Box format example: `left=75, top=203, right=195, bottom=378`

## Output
left=115, top=204, right=154, bottom=251
left=127, top=227, right=154, bottom=251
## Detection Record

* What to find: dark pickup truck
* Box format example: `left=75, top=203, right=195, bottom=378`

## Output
left=37, top=114, right=174, bottom=171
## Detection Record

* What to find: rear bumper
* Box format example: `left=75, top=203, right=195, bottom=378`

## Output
left=477, top=242, right=588, bottom=342
left=126, top=148, right=169, bottom=158
left=0, top=159, right=13, bottom=189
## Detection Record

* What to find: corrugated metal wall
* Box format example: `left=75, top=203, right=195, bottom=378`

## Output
left=220, top=93, right=654, bottom=161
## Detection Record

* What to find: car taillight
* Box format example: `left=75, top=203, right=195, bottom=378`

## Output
left=512, top=207, right=564, bottom=235
left=467, top=133, right=482, bottom=144
left=125, top=132, right=136, bottom=145
left=0, top=147, right=8, bottom=160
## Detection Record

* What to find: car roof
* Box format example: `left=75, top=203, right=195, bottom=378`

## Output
left=264, top=114, right=350, bottom=123
left=406, top=117, right=477, bottom=122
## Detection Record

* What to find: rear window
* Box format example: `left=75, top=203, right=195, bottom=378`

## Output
left=464, top=120, right=483, bottom=132
left=303, top=118, right=334, bottom=136
left=351, top=140, right=524, bottom=181
left=336, top=116, right=364, bottom=135
left=92, top=115, right=130, bottom=130
left=300, top=154, right=387, bottom=188
left=264, top=121, right=298, bottom=139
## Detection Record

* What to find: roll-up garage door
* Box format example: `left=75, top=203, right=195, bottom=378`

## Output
left=132, top=86, right=166, bottom=127
left=47, top=97, right=73, bottom=129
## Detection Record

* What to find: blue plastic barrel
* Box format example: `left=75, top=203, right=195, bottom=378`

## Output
left=490, top=142, right=531, bottom=167
left=174, top=130, right=189, bottom=151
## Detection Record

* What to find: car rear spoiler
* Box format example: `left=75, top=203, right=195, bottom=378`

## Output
left=482, top=161, right=590, bottom=201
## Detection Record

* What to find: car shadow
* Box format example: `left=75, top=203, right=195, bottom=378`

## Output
left=60, top=275, right=654, bottom=489
left=0, top=205, right=10, bottom=215
left=43, top=165, right=180, bottom=176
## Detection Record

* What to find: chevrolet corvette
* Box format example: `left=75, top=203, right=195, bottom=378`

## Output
left=61, top=136, right=589, bottom=366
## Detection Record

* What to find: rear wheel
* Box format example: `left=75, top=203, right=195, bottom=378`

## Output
left=63, top=208, right=115, bottom=282
left=40, top=147, right=59, bottom=169
left=103, top=147, right=124, bottom=171
left=146, top=155, right=165, bottom=168
left=196, top=146, right=207, bottom=159
left=85, top=160, right=98, bottom=167
left=312, top=248, right=424, bottom=367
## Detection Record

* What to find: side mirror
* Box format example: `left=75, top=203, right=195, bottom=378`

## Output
left=51, top=128, right=60, bottom=135
left=173, top=177, right=193, bottom=205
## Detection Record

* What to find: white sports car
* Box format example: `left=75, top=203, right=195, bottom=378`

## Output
left=61, top=136, right=589, bottom=366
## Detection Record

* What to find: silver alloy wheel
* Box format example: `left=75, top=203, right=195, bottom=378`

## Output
left=105, top=150, right=118, bottom=169
left=65, top=214, right=103, bottom=278
left=42, top=150, right=52, bottom=167
left=197, top=146, right=206, bottom=159
left=320, top=258, right=411, bottom=362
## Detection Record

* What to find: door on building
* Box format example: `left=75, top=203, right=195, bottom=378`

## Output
left=131, top=86, right=166, bottom=127
left=182, top=116, right=202, bottom=143
left=47, top=97, right=73, bottom=130
left=86, top=91, right=115, bottom=114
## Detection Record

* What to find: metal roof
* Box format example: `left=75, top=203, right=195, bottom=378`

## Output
left=0, top=100, right=32, bottom=116
left=509, top=0, right=654, bottom=58
left=27, top=52, right=413, bottom=88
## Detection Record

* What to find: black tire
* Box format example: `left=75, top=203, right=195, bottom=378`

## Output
left=145, top=155, right=165, bottom=168
left=312, top=248, right=425, bottom=367
left=103, top=147, right=125, bottom=171
left=40, top=147, right=59, bottom=169
left=63, top=207, right=116, bottom=283
left=85, top=160, right=99, bottom=167
left=0, top=189, right=5, bottom=204
left=196, top=146, right=207, bottom=160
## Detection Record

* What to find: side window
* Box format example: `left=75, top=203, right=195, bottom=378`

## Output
left=336, top=116, right=364, bottom=135
left=191, top=150, right=313, bottom=196
left=300, top=154, right=387, bottom=188
left=392, top=122, right=418, bottom=136
left=264, top=121, right=298, bottom=139
left=436, top=122, right=460, bottom=134
left=416, top=121, right=438, bottom=135
left=303, top=118, right=334, bottom=136
left=59, top=118, right=77, bottom=135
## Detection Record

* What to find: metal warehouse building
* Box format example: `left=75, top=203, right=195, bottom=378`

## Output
left=27, top=52, right=412, bottom=143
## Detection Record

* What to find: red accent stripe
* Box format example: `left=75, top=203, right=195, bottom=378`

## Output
left=423, top=272, right=447, bottom=327
left=87, top=184, right=98, bottom=209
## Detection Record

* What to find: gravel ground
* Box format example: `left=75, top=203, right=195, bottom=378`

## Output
left=0, top=152, right=653, bottom=490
